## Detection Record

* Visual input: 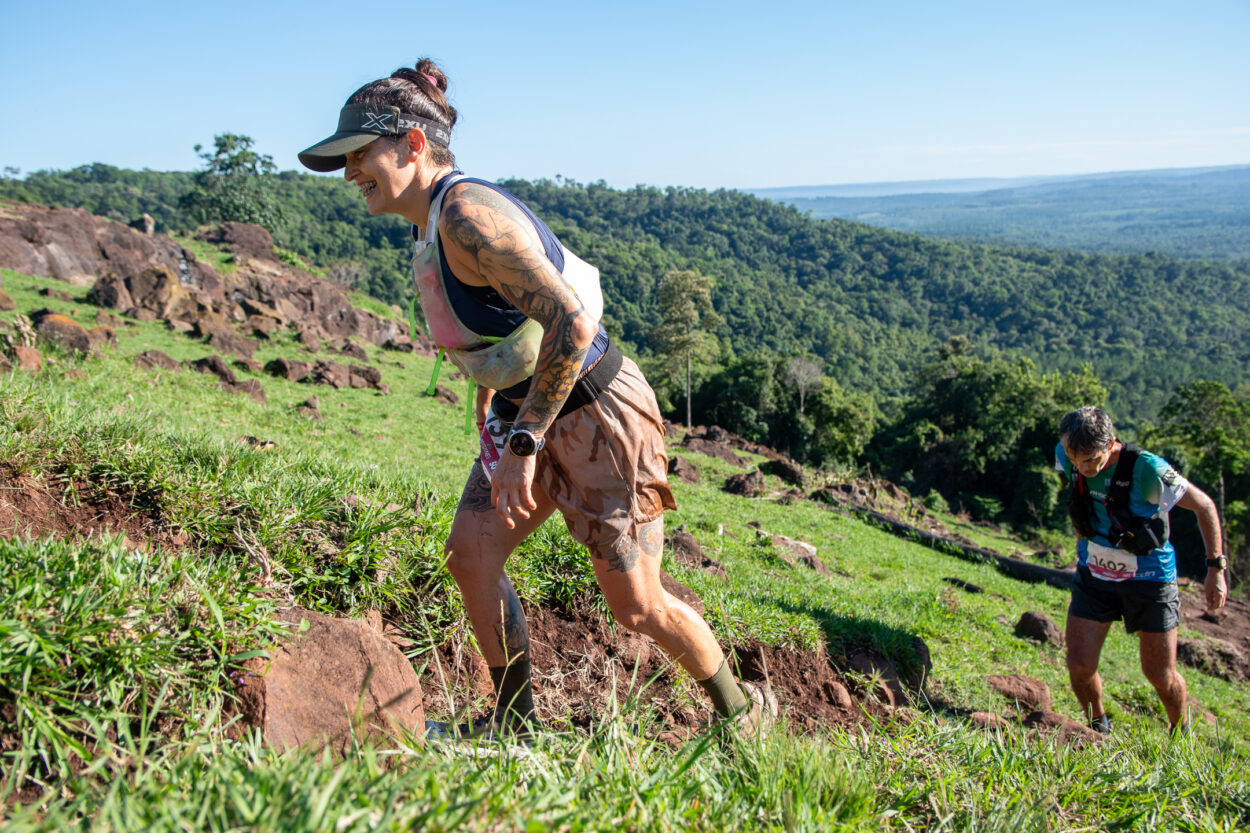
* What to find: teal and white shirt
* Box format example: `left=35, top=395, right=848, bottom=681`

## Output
left=1054, top=443, right=1188, bottom=582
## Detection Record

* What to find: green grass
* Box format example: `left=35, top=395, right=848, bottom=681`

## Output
left=2, top=266, right=1248, bottom=831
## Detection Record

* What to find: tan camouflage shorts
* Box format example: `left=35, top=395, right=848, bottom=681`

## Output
left=532, top=356, right=677, bottom=561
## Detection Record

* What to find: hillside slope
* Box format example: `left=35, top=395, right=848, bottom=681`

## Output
left=2, top=236, right=1249, bottom=829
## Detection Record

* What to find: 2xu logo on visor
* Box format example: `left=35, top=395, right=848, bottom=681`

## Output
left=339, top=105, right=452, bottom=147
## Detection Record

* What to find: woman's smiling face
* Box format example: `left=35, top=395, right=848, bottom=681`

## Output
left=342, top=137, right=411, bottom=216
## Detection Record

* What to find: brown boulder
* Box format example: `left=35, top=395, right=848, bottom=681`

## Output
left=31, top=310, right=92, bottom=354
left=88, top=326, right=118, bottom=349
left=227, top=379, right=267, bottom=405
left=297, top=329, right=322, bottom=351
left=0, top=290, right=15, bottom=311
left=1177, top=636, right=1248, bottom=682
left=123, top=266, right=200, bottom=321
left=94, top=308, right=123, bottom=328
left=39, top=286, right=72, bottom=301
left=349, top=364, right=386, bottom=391
left=13, top=345, right=42, bottom=372
left=241, top=296, right=286, bottom=323
left=311, top=360, right=352, bottom=389
left=1015, top=611, right=1063, bottom=646
left=667, top=456, right=700, bottom=484
left=986, top=674, right=1052, bottom=711
left=760, top=456, right=805, bottom=487
left=330, top=338, right=369, bottom=362
left=232, top=607, right=424, bottom=755
left=1021, top=710, right=1102, bottom=745
left=134, top=349, right=179, bottom=372
left=683, top=436, right=749, bottom=466
left=185, top=355, right=237, bottom=385
left=197, top=222, right=277, bottom=262
left=668, top=530, right=728, bottom=579
left=765, top=532, right=830, bottom=576
left=206, top=330, right=259, bottom=360
left=970, top=712, right=1009, bottom=730
left=725, top=469, right=766, bottom=497
left=245, top=314, right=279, bottom=337
left=264, top=357, right=313, bottom=382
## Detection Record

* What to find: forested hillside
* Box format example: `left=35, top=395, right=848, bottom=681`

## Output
left=5, top=163, right=1250, bottom=420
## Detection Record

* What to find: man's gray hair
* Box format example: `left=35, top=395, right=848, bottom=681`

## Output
left=1059, top=406, right=1116, bottom=453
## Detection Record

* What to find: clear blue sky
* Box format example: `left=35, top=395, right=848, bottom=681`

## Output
left=2, top=0, right=1247, bottom=190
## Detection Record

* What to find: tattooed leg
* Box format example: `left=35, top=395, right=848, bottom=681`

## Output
left=445, top=462, right=554, bottom=669
left=590, top=518, right=725, bottom=679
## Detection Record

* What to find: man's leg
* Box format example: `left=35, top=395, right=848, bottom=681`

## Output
left=1066, top=613, right=1113, bottom=723
left=444, top=462, right=555, bottom=725
left=1138, top=629, right=1188, bottom=728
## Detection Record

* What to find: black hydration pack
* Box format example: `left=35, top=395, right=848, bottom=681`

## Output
left=1067, top=443, right=1169, bottom=557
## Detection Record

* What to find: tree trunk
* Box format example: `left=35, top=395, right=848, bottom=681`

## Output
left=685, top=350, right=692, bottom=430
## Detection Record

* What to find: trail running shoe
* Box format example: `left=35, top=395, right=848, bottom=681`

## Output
left=1089, top=714, right=1113, bottom=735
left=736, top=681, right=780, bottom=736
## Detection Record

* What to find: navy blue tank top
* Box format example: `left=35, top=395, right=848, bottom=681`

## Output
left=414, top=173, right=608, bottom=399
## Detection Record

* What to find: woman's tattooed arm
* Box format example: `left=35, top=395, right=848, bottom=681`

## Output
left=440, top=183, right=596, bottom=435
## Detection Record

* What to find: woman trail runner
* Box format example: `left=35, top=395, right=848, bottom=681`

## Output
left=298, top=58, right=775, bottom=736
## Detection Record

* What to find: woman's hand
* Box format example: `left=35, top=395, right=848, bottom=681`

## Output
left=491, top=449, right=538, bottom=530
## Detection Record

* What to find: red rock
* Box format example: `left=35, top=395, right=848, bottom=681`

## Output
left=232, top=607, right=424, bottom=755
left=264, top=357, right=312, bottom=382
left=1015, top=611, right=1063, bottom=646
left=668, top=455, right=700, bottom=484
left=31, top=310, right=92, bottom=354
left=970, top=711, right=1009, bottom=730
left=1021, top=710, right=1102, bottom=745
left=134, top=349, right=179, bottom=371
left=13, top=345, right=41, bottom=372
left=986, top=674, right=1052, bottom=711
left=185, top=355, right=237, bottom=384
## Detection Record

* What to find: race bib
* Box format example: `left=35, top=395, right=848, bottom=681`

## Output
left=1086, top=541, right=1137, bottom=582
left=478, top=410, right=509, bottom=481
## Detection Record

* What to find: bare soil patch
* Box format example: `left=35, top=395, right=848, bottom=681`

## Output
left=416, top=604, right=884, bottom=742
left=0, top=465, right=183, bottom=551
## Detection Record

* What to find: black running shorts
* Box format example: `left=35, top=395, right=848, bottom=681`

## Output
left=1069, top=566, right=1179, bottom=634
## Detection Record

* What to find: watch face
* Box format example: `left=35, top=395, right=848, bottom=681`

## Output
left=508, top=430, right=537, bottom=457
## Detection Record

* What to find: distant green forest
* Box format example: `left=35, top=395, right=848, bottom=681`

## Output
left=757, top=166, right=1250, bottom=261
left=4, top=163, right=1250, bottom=422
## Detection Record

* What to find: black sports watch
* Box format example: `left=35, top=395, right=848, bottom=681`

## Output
left=1206, top=556, right=1227, bottom=571
left=507, top=428, right=545, bottom=457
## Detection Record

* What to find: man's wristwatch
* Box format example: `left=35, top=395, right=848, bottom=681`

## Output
left=507, top=428, right=545, bottom=457
left=1206, top=556, right=1227, bottom=571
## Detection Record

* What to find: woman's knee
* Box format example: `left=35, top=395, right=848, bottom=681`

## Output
left=444, top=533, right=494, bottom=585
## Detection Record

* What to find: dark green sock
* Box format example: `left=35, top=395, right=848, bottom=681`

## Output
left=696, top=658, right=749, bottom=718
left=489, top=659, right=534, bottom=726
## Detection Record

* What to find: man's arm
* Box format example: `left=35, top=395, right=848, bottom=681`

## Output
left=1176, top=485, right=1228, bottom=610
